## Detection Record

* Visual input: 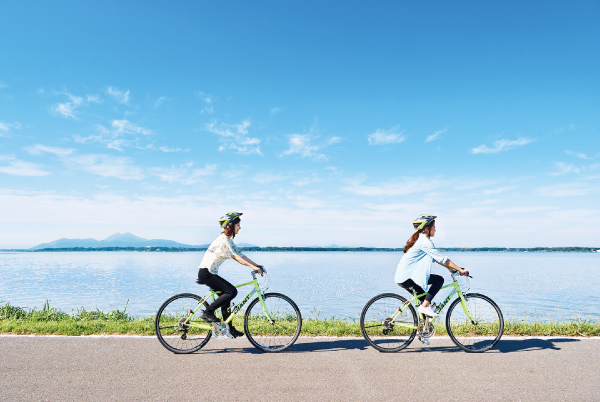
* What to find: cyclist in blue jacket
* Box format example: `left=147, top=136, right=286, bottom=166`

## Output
left=395, top=214, right=469, bottom=317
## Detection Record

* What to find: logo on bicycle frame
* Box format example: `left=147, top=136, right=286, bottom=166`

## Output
left=230, top=288, right=258, bottom=315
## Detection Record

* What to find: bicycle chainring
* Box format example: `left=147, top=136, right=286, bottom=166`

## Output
left=417, top=319, right=435, bottom=338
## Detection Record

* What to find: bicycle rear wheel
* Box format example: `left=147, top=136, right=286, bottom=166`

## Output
left=360, top=293, right=417, bottom=352
left=445, top=293, right=504, bottom=353
left=155, top=293, right=212, bottom=354
left=244, top=293, right=302, bottom=352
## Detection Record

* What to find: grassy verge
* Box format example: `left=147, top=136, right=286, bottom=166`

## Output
left=1, top=302, right=599, bottom=337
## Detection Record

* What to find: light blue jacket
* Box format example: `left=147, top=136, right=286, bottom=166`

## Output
left=395, top=233, right=449, bottom=290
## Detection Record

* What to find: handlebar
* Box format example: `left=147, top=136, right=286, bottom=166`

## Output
left=451, top=268, right=472, bottom=278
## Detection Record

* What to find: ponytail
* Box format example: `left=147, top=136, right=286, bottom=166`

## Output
left=403, top=231, right=420, bottom=253
left=403, top=220, right=435, bottom=253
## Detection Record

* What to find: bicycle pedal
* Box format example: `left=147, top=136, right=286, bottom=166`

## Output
left=417, top=336, right=430, bottom=346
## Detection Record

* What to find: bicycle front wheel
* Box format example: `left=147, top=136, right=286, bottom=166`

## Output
left=244, top=293, right=302, bottom=352
left=446, top=293, right=504, bottom=353
left=360, top=293, right=417, bottom=352
left=155, top=293, right=212, bottom=354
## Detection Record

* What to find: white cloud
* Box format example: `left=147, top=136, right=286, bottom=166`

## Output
left=536, top=183, right=591, bottom=197
left=251, top=172, right=287, bottom=183
left=472, top=137, right=534, bottom=154
left=551, top=162, right=580, bottom=176
left=368, top=128, right=406, bottom=145
left=154, top=96, right=171, bottom=108
left=566, top=150, right=591, bottom=160
left=205, top=120, right=262, bottom=155
left=271, top=107, right=281, bottom=115
left=342, top=178, right=442, bottom=197
left=63, top=154, right=144, bottom=180
left=25, top=144, right=75, bottom=157
left=107, top=87, right=130, bottom=104
left=151, top=163, right=217, bottom=185
left=0, top=121, right=21, bottom=137
left=75, top=119, right=154, bottom=151
left=281, top=134, right=340, bottom=161
left=426, top=128, right=447, bottom=142
left=52, top=93, right=83, bottom=119
left=0, top=155, right=49, bottom=176
left=157, top=145, right=188, bottom=153
left=282, top=134, right=325, bottom=160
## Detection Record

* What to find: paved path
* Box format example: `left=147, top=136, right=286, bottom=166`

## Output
left=1, top=335, right=598, bottom=402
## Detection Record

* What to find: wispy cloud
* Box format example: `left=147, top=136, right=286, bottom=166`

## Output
left=426, top=128, right=446, bottom=142
left=63, top=154, right=144, bottom=180
left=368, top=128, right=406, bottom=145
left=154, top=96, right=171, bottom=108
left=52, top=93, right=84, bottom=119
left=107, top=87, right=130, bottom=104
left=566, top=150, right=591, bottom=160
left=0, top=121, right=22, bottom=137
left=281, top=134, right=340, bottom=161
left=342, top=177, right=441, bottom=197
left=551, top=162, right=580, bottom=176
left=197, top=91, right=214, bottom=114
left=75, top=119, right=153, bottom=151
left=25, top=144, right=75, bottom=157
left=271, top=107, right=281, bottom=115
left=251, top=172, right=287, bottom=183
left=0, top=155, right=50, bottom=176
left=205, top=120, right=262, bottom=155
left=537, top=182, right=591, bottom=197
left=151, top=162, right=217, bottom=185
left=472, top=137, right=534, bottom=154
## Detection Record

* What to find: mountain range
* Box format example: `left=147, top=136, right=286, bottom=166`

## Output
left=30, top=233, right=257, bottom=250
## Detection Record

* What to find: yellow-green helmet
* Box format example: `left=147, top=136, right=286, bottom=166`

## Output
left=413, top=214, right=436, bottom=231
left=219, top=212, right=243, bottom=228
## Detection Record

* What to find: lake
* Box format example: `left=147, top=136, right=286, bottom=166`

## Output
left=1, top=251, right=599, bottom=322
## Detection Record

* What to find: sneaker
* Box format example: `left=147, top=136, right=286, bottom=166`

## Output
left=228, top=325, right=244, bottom=338
left=199, top=310, right=221, bottom=323
left=418, top=305, right=439, bottom=317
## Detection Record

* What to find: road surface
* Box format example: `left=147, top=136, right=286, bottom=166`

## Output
left=1, top=335, right=598, bottom=401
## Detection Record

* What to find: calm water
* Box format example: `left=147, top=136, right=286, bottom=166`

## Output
left=1, top=251, right=599, bottom=322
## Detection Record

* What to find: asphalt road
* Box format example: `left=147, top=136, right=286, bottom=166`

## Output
left=1, top=335, right=598, bottom=402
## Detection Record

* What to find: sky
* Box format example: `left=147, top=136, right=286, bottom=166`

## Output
left=1, top=1, right=599, bottom=249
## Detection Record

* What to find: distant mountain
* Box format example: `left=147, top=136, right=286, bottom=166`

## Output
left=30, top=232, right=209, bottom=250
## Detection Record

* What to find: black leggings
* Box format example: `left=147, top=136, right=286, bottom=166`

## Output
left=399, top=274, right=444, bottom=303
left=197, top=268, right=238, bottom=317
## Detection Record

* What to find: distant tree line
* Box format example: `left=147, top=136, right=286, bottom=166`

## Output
left=5, top=246, right=599, bottom=253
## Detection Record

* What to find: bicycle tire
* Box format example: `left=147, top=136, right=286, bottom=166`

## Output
left=155, top=293, right=212, bottom=354
left=360, top=293, right=417, bottom=352
left=445, top=293, right=504, bottom=353
left=244, top=292, right=302, bottom=352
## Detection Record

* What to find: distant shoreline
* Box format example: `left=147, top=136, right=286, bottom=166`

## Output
left=2, top=246, right=600, bottom=253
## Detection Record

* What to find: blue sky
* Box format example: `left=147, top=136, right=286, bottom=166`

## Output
left=1, top=1, right=599, bottom=248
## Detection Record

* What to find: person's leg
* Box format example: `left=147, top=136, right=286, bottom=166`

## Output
left=399, top=279, right=426, bottom=303
left=198, top=270, right=238, bottom=321
left=424, top=274, right=444, bottom=303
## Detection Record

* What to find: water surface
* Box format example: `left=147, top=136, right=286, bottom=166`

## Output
left=1, top=251, right=598, bottom=322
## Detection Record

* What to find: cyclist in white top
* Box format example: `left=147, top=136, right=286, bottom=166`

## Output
left=395, top=214, right=469, bottom=317
left=197, top=212, right=263, bottom=337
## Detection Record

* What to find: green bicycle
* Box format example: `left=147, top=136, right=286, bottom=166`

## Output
left=155, top=268, right=302, bottom=353
left=360, top=271, right=503, bottom=353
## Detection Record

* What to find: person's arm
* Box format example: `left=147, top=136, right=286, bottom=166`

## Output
left=231, top=254, right=264, bottom=276
left=436, top=259, right=469, bottom=276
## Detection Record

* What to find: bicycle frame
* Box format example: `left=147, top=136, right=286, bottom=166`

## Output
left=181, top=271, right=273, bottom=331
left=391, top=273, right=476, bottom=329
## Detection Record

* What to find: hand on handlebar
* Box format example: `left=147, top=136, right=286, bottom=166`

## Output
left=253, top=265, right=266, bottom=276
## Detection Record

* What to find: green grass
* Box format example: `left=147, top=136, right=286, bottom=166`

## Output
left=1, top=302, right=599, bottom=337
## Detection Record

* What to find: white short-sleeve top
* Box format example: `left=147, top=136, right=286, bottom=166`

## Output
left=394, top=233, right=448, bottom=290
left=198, top=233, right=246, bottom=275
